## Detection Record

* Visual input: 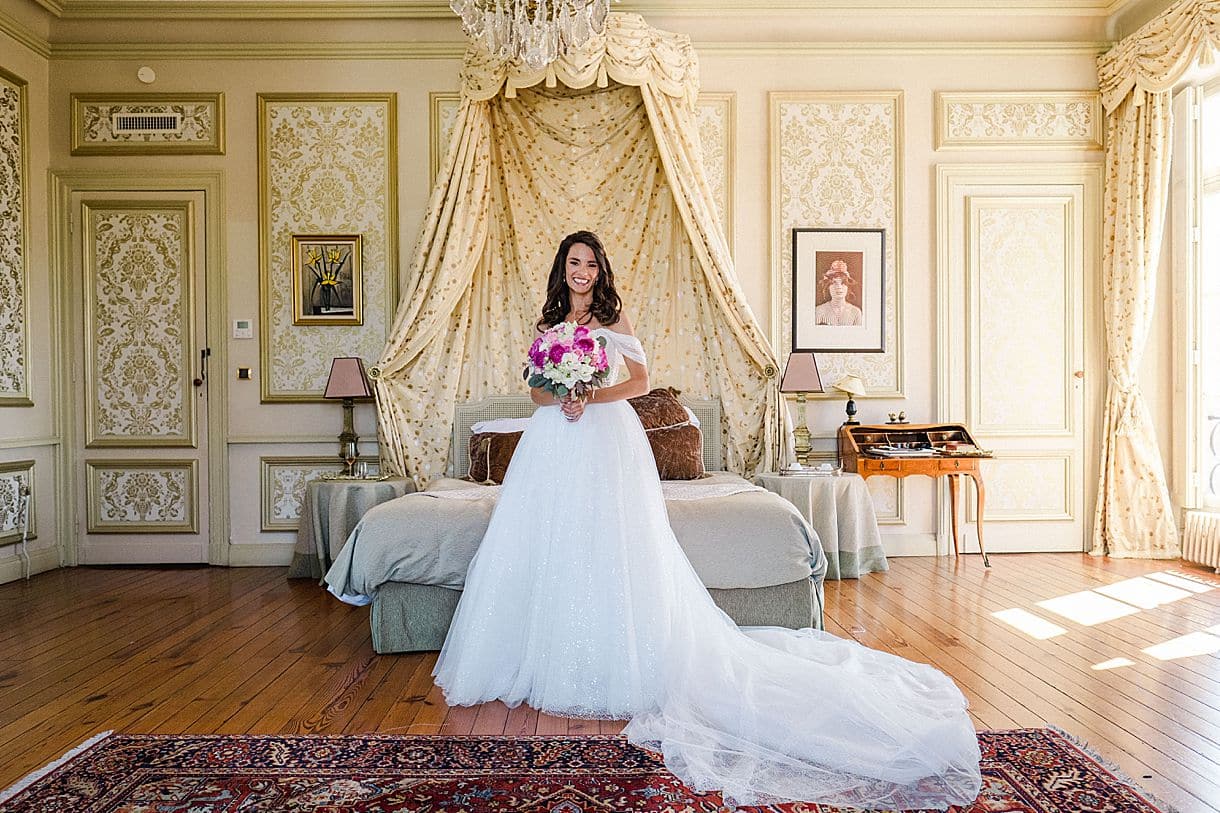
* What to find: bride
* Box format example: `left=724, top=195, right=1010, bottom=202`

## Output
left=432, top=230, right=982, bottom=809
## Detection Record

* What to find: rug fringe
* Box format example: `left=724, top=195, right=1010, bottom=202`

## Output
left=1045, top=726, right=1182, bottom=813
left=0, top=730, right=113, bottom=804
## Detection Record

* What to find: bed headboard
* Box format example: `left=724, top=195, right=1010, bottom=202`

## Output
left=450, top=395, right=723, bottom=479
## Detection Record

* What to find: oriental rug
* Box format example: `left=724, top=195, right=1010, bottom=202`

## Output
left=0, top=728, right=1174, bottom=812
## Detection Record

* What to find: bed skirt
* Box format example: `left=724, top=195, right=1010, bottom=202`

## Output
left=370, top=577, right=824, bottom=654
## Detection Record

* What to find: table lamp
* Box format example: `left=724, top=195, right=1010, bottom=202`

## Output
left=832, top=374, right=866, bottom=425
left=324, top=357, right=373, bottom=475
left=779, top=352, right=823, bottom=465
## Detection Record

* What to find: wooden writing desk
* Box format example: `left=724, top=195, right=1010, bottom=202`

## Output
left=838, top=423, right=992, bottom=566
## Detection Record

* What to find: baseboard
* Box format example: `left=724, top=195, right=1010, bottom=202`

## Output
left=227, top=541, right=295, bottom=567
left=0, top=546, right=61, bottom=584
left=880, top=532, right=940, bottom=557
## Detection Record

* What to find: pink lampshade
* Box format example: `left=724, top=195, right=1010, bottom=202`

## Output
left=323, top=357, right=373, bottom=399
left=779, top=352, right=823, bottom=393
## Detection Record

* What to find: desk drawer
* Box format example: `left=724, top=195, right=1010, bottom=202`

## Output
left=939, top=458, right=973, bottom=472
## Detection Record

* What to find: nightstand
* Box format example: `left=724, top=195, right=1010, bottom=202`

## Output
left=287, top=476, right=413, bottom=581
left=753, top=472, right=888, bottom=580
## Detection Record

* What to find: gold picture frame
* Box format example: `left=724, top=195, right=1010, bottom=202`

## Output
left=290, top=234, right=363, bottom=326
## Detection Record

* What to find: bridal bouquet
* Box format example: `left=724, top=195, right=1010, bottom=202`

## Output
left=524, top=322, right=610, bottom=400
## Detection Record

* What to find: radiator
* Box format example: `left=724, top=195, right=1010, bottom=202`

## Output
left=1183, top=510, right=1220, bottom=572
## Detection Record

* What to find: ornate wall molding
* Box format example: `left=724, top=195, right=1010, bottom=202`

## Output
left=770, top=90, right=904, bottom=396
left=935, top=91, right=1104, bottom=150
left=70, top=93, right=225, bottom=155
left=968, top=195, right=1076, bottom=437
left=81, top=201, right=198, bottom=447
left=697, top=91, right=735, bottom=253
left=976, top=451, right=1075, bottom=522
left=429, top=90, right=461, bottom=188
left=0, top=67, right=31, bottom=406
left=85, top=459, right=198, bottom=533
left=0, top=459, right=36, bottom=543
left=260, top=455, right=344, bottom=531
left=258, top=93, right=398, bottom=401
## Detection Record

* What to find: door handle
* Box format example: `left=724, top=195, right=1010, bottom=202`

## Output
left=193, top=348, right=211, bottom=387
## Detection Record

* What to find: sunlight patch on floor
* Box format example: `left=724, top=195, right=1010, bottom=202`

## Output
left=1093, top=576, right=1195, bottom=609
left=1144, top=571, right=1215, bottom=594
left=1036, top=591, right=1142, bottom=626
left=1091, top=657, right=1137, bottom=670
left=991, top=608, right=1067, bottom=639
left=1142, top=627, right=1220, bottom=661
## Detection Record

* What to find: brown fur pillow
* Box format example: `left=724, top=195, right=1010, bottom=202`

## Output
left=467, top=431, right=523, bottom=484
left=628, top=388, right=705, bottom=480
left=648, top=423, right=705, bottom=480
left=628, top=387, right=690, bottom=431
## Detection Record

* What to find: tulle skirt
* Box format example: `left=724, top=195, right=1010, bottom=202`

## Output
left=432, top=400, right=982, bottom=810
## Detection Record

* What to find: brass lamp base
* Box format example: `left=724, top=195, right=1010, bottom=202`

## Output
left=338, top=397, right=361, bottom=475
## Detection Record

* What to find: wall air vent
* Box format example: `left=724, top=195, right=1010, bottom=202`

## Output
left=111, top=112, right=183, bottom=136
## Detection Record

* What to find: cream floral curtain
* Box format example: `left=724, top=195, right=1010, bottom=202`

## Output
left=1091, top=0, right=1219, bottom=557
left=374, top=14, right=780, bottom=487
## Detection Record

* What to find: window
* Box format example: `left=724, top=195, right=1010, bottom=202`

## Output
left=1200, top=83, right=1220, bottom=509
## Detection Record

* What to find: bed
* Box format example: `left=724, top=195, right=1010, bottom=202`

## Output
left=324, top=396, right=828, bottom=653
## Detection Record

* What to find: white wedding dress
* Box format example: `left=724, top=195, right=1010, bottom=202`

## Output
left=433, top=328, right=982, bottom=810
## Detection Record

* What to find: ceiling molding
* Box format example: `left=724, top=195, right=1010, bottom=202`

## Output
left=35, top=0, right=1136, bottom=19
left=29, top=0, right=65, bottom=15
left=47, top=37, right=1110, bottom=60
left=0, top=7, right=52, bottom=58
left=49, top=39, right=467, bottom=59
left=697, top=40, right=1110, bottom=56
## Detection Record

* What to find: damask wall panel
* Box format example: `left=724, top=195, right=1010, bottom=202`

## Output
left=82, top=202, right=196, bottom=447
left=969, top=197, right=1073, bottom=436
left=0, top=460, right=36, bottom=544
left=935, top=92, right=1103, bottom=150
left=258, top=94, right=398, bottom=401
left=430, top=91, right=461, bottom=186
left=771, top=91, right=903, bottom=395
left=0, top=67, right=30, bottom=406
left=977, top=453, right=1074, bottom=521
left=260, top=456, right=344, bottom=531
left=696, top=92, right=734, bottom=251
left=86, top=460, right=198, bottom=533
left=70, top=93, right=225, bottom=155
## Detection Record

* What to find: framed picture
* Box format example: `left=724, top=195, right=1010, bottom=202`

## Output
left=290, top=234, right=363, bottom=326
left=791, top=228, right=885, bottom=353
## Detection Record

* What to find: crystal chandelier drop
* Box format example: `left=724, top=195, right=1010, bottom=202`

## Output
left=449, top=0, right=611, bottom=70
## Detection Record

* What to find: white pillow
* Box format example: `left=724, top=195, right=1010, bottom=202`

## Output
left=471, top=417, right=531, bottom=434
left=683, top=406, right=700, bottom=428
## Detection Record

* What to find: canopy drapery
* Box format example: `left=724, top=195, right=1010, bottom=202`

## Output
left=1090, top=0, right=1219, bottom=558
left=373, top=13, right=780, bottom=488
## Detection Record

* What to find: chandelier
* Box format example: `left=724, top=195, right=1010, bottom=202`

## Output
left=449, top=0, right=611, bottom=70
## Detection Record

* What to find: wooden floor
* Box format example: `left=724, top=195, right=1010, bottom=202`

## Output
left=1, top=554, right=1217, bottom=811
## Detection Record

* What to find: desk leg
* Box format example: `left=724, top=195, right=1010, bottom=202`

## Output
left=947, top=474, right=960, bottom=556
left=970, top=471, right=991, bottom=567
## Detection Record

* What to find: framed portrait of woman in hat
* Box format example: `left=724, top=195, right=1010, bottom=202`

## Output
left=791, top=227, right=885, bottom=353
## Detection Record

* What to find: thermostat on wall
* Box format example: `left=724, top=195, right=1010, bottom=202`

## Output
left=233, top=319, right=253, bottom=339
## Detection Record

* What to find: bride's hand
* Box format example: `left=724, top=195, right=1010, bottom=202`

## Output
left=561, top=396, right=585, bottom=422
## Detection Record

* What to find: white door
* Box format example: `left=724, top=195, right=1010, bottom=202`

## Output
left=70, top=190, right=210, bottom=563
left=938, top=165, right=1102, bottom=553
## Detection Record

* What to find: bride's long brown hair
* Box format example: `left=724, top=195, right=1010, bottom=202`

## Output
left=536, top=231, right=622, bottom=331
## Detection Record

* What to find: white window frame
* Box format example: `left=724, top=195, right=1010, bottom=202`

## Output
left=1173, top=79, right=1220, bottom=512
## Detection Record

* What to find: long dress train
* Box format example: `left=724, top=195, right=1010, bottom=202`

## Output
left=432, top=328, right=982, bottom=810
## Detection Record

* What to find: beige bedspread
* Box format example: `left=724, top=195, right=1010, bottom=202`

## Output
left=324, top=472, right=827, bottom=605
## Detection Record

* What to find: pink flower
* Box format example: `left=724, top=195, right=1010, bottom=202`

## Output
left=548, top=344, right=567, bottom=364
left=575, top=336, right=595, bottom=353
left=573, top=324, right=590, bottom=338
